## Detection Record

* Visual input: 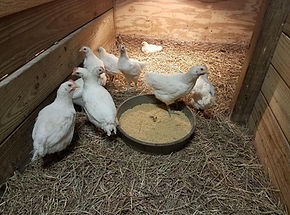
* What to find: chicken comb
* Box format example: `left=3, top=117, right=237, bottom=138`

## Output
left=68, top=79, right=76, bottom=85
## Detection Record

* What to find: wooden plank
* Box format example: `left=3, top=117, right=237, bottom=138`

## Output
left=231, top=0, right=290, bottom=124
left=0, top=0, right=54, bottom=18
left=261, top=65, right=290, bottom=142
left=114, top=0, right=261, bottom=44
left=283, top=12, right=290, bottom=36
left=0, top=9, right=115, bottom=144
left=0, top=0, right=113, bottom=81
left=250, top=93, right=290, bottom=211
left=230, top=0, right=269, bottom=111
left=271, top=33, right=290, bottom=87
left=0, top=91, right=56, bottom=185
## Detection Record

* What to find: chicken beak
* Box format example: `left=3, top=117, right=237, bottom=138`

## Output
left=72, top=67, right=78, bottom=76
left=73, top=84, right=80, bottom=89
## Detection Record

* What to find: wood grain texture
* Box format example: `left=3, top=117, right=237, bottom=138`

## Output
left=249, top=93, right=290, bottom=211
left=283, top=12, right=290, bottom=36
left=261, top=65, right=290, bottom=143
left=230, top=0, right=269, bottom=111
left=0, top=0, right=54, bottom=18
left=0, top=9, right=115, bottom=144
left=0, top=92, right=56, bottom=185
left=271, top=33, right=290, bottom=87
left=114, top=0, right=261, bottom=44
left=0, top=0, right=113, bottom=81
left=231, top=0, right=290, bottom=124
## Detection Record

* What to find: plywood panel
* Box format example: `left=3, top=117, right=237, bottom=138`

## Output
left=250, top=93, right=290, bottom=210
left=0, top=0, right=113, bottom=81
left=261, top=65, right=290, bottom=142
left=271, top=33, right=290, bottom=87
left=231, top=0, right=290, bottom=124
left=0, top=10, right=115, bottom=144
left=114, top=0, right=261, bottom=44
left=0, top=0, right=54, bottom=18
left=283, top=12, right=290, bottom=36
left=0, top=92, right=56, bottom=185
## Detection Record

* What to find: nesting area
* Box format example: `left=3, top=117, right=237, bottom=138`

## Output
left=0, top=38, right=287, bottom=214
left=119, top=104, right=191, bottom=143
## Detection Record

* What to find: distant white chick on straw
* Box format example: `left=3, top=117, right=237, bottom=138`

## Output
left=31, top=80, right=79, bottom=161
left=118, top=44, right=146, bottom=90
left=72, top=66, right=117, bottom=136
left=144, top=65, right=208, bottom=114
left=141, top=41, right=163, bottom=54
left=79, top=45, right=107, bottom=86
left=97, top=47, right=121, bottom=81
left=190, top=73, right=215, bottom=110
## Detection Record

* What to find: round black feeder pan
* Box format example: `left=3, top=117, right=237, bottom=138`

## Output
left=117, top=94, right=196, bottom=155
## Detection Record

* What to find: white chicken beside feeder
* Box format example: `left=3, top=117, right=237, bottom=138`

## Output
left=118, top=44, right=146, bottom=90
left=141, top=41, right=163, bottom=54
left=144, top=65, right=208, bottom=114
left=31, top=80, right=79, bottom=161
left=190, top=73, right=215, bottom=110
left=72, top=67, right=117, bottom=136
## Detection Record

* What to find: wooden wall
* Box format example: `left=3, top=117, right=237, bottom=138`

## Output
left=0, top=0, right=115, bottom=185
left=114, top=0, right=262, bottom=44
left=249, top=13, right=290, bottom=211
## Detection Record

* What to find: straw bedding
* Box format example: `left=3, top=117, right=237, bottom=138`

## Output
left=0, top=36, right=287, bottom=214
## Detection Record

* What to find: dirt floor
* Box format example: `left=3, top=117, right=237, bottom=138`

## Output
left=0, top=37, right=287, bottom=214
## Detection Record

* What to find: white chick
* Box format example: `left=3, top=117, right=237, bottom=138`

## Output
left=191, top=73, right=215, bottom=110
left=72, top=67, right=117, bottom=136
left=79, top=46, right=107, bottom=86
left=32, top=80, right=78, bottom=161
left=118, top=44, right=146, bottom=90
left=97, top=47, right=121, bottom=81
left=141, top=41, right=163, bottom=54
left=144, top=65, right=208, bottom=113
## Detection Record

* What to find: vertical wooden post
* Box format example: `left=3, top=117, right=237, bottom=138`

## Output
left=231, top=0, right=290, bottom=124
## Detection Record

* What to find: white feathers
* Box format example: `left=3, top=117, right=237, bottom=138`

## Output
left=141, top=41, right=163, bottom=54
left=190, top=74, right=215, bottom=110
left=32, top=81, right=77, bottom=161
left=80, top=45, right=107, bottom=86
left=80, top=46, right=104, bottom=71
left=145, top=66, right=208, bottom=106
left=73, top=67, right=117, bottom=136
left=97, top=47, right=121, bottom=76
left=118, top=44, right=146, bottom=90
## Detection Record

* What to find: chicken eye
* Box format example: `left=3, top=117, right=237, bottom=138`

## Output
left=68, top=84, right=72, bottom=87
left=99, top=69, right=102, bottom=72
left=200, top=68, right=204, bottom=71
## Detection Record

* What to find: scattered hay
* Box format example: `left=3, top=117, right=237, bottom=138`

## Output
left=0, top=37, right=287, bottom=214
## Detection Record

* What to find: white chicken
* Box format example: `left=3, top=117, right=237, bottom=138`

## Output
left=79, top=46, right=107, bottom=86
left=118, top=44, right=146, bottom=90
left=97, top=47, right=121, bottom=80
left=72, top=67, right=117, bottom=136
left=141, top=41, right=163, bottom=54
left=190, top=73, right=215, bottom=110
left=144, top=65, right=208, bottom=113
left=72, top=74, right=106, bottom=107
left=31, top=80, right=78, bottom=161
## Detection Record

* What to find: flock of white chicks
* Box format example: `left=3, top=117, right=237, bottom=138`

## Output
left=31, top=42, right=215, bottom=161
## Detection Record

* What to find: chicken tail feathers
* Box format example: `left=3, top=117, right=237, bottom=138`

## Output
left=31, top=150, right=38, bottom=161
left=104, top=124, right=117, bottom=136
